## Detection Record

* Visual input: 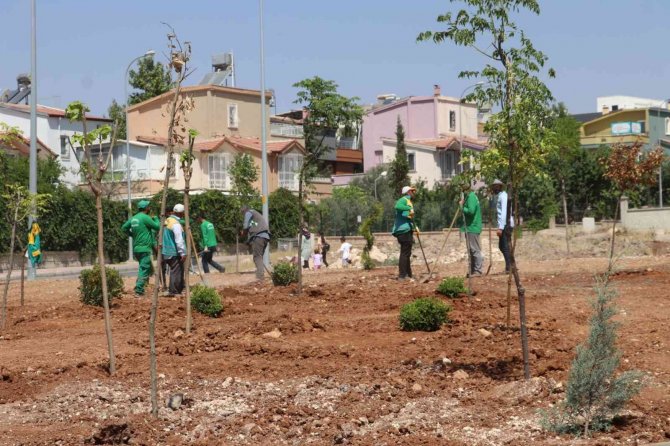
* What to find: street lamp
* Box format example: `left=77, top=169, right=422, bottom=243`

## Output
left=459, top=81, right=485, bottom=172
left=124, top=50, right=155, bottom=261
left=259, top=0, right=270, bottom=266
left=374, top=171, right=388, bottom=200
left=653, top=99, right=669, bottom=207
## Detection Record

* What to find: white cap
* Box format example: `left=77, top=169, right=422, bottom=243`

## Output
left=401, top=186, right=416, bottom=195
left=173, top=203, right=185, bottom=213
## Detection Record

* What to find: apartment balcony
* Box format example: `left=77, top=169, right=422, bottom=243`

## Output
left=271, top=122, right=304, bottom=138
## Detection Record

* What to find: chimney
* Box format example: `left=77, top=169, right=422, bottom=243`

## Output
left=601, top=105, right=610, bottom=115
left=433, top=84, right=441, bottom=97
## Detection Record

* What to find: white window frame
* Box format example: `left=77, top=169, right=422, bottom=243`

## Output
left=407, top=152, right=416, bottom=172
left=449, top=110, right=456, bottom=131
left=60, top=135, right=70, bottom=160
left=208, top=153, right=229, bottom=190
left=439, top=150, right=458, bottom=179
left=665, top=117, right=670, bottom=136
left=278, top=153, right=302, bottom=191
left=228, top=103, right=239, bottom=129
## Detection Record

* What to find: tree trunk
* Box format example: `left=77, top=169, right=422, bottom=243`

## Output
left=608, top=195, right=622, bottom=271
left=297, top=179, right=304, bottom=295
left=183, top=184, right=192, bottom=334
left=20, top=249, right=25, bottom=306
left=561, top=178, right=570, bottom=256
left=1, top=216, right=18, bottom=329
left=95, top=192, right=116, bottom=375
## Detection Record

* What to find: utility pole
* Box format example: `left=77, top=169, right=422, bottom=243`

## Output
left=28, top=0, right=37, bottom=281
left=259, top=0, right=270, bottom=266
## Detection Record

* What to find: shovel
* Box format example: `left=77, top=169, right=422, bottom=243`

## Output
left=420, top=207, right=461, bottom=283
left=415, top=230, right=431, bottom=281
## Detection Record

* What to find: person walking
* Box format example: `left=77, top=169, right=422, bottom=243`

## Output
left=459, top=181, right=484, bottom=276
left=162, top=204, right=187, bottom=296
left=312, top=247, right=323, bottom=271
left=300, top=226, right=313, bottom=269
left=241, top=205, right=270, bottom=282
left=490, top=179, right=513, bottom=274
left=338, top=236, right=353, bottom=267
left=27, top=221, right=43, bottom=269
left=121, top=200, right=161, bottom=297
left=391, top=186, right=417, bottom=281
left=318, top=232, right=330, bottom=267
left=198, top=215, right=225, bottom=274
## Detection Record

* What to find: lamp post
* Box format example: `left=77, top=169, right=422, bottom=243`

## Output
left=259, top=0, right=270, bottom=266
left=124, top=50, right=155, bottom=261
left=27, top=0, right=37, bottom=280
left=653, top=99, right=669, bottom=207
left=374, top=171, right=388, bottom=200
left=458, top=81, right=485, bottom=172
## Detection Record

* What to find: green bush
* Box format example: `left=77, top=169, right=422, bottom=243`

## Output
left=191, top=285, right=223, bottom=317
left=79, top=265, right=124, bottom=307
left=436, top=277, right=468, bottom=298
left=399, top=297, right=451, bottom=332
left=271, top=262, right=298, bottom=286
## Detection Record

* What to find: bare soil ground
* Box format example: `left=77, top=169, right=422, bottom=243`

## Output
left=1, top=254, right=669, bottom=445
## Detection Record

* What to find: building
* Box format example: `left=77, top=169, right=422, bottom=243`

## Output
left=0, top=102, right=112, bottom=185
left=596, top=95, right=667, bottom=114
left=359, top=85, right=486, bottom=188
left=125, top=85, right=331, bottom=200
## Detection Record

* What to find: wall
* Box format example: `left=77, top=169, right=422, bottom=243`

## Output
left=381, top=140, right=444, bottom=188
left=436, top=98, right=478, bottom=138
left=363, top=101, right=410, bottom=172
left=620, top=196, right=670, bottom=231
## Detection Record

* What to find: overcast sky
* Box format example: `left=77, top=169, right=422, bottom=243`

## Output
left=1, top=0, right=668, bottom=116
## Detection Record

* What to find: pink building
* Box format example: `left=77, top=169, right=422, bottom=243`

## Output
left=362, top=86, right=484, bottom=185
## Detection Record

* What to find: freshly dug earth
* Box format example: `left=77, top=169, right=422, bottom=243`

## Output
left=0, top=256, right=669, bottom=445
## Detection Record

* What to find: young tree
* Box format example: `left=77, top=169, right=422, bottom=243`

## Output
left=181, top=129, right=197, bottom=335
left=229, top=153, right=259, bottom=202
left=128, top=57, right=172, bottom=105
left=603, top=142, right=663, bottom=268
left=0, top=186, right=49, bottom=329
left=148, top=26, right=192, bottom=417
left=359, top=204, right=383, bottom=270
left=107, top=99, right=127, bottom=140
left=292, top=76, right=364, bottom=294
left=389, top=116, right=410, bottom=194
left=419, top=0, right=557, bottom=379
left=65, top=101, right=120, bottom=375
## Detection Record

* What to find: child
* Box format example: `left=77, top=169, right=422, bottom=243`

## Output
left=312, top=247, right=323, bottom=270
left=338, top=236, right=352, bottom=267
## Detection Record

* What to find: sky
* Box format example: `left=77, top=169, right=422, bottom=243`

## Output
left=1, top=0, right=668, bottom=116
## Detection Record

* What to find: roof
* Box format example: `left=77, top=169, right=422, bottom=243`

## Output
left=0, top=102, right=112, bottom=122
left=0, top=132, right=57, bottom=158
left=571, top=112, right=602, bottom=123
left=367, top=95, right=476, bottom=115
left=136, top=135, right=305, bottom=155
left=127, top=85, right=274, bottom=112
left=404, top=136, right=488, bottom=150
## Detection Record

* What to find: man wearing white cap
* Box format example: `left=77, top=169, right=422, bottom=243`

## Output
left=162, top=203, right=187, bottom=296
left=391, top=185, right=418, bottom=281
left=490, top=179, right=512, bottom=273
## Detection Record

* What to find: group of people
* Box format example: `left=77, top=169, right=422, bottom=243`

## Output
left=298, top=230, right=354, bottom=270
left=391, top=180, right=513, bottom=281
left=122, top=201, right=266, bottom=297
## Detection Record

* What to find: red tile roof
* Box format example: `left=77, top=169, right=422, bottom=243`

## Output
left=407, top=136, right=488, bottom=150
left=0, top=132, right=56, bottom=158
left=135, top=135, right=305, bottom=155
left=0, top=102, right=112, bottom=122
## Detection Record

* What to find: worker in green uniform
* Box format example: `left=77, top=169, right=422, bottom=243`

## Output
left=198, top=215, right=225, bottom=273
left=122, top=200, right=161, bottom=296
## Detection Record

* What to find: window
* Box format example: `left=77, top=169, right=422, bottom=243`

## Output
left=60, top=135, right=70, bottom=160
left=438, top=150, right=457, bottom=179
left=278, top=153, right=302, bottom=191
left=449, top=110, right=456, bottom=131
left=665, top=117, right=670, bottom=136
left=208, top=153, right=228, bottom=189
left=407, top=153, right=416, bottom=172
left=611, top=105, right=619, bottom=111
left=228, top=103, right=239, bottom=128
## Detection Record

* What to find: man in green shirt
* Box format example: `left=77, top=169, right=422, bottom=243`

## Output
left=392, top=186, right=418, bottom=281
left=197, top=215, right=225, bottom=274
left=121, top=200, right=160, bottom=296
left=459, top=181, right=484, bottom=276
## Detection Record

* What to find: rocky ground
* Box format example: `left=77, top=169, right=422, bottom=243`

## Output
left=0, top=230, right=669, bottom=445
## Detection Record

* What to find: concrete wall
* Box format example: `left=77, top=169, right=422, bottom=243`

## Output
left=621, top=196, right=670, bottom=231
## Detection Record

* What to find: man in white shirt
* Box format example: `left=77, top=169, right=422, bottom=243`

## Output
left=491, top=180, right=513, bottom=273
left=338, top=236, right=353, bottom=267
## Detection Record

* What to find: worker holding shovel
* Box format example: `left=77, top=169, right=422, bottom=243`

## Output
left=121, top=200, right=161, bottom=297
left=459, top=181, right=484, bottom=277
left=392, top=185, right=418, bottom=282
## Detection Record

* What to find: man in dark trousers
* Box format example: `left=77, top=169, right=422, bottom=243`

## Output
left=121, top=200, right=160, bottom=297
left=162, top=204, right=187, bottom=296
left=490, top=179, right=513, bottom=274
left=241, top=205, right=270, bottom=282
left=392, top=186, right=417, bottom=281
left=198, top=215, right=225, bottom=274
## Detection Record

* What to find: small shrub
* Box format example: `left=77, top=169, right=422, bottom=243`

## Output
left=191, top=285, right=223, bottom=317
left=436, top=277, right=468, bottom=297
left=79, top=265, right=124, bottom=307
left=271, top=262, right=298, bottom=286
left=399, top=297, right=451, bottom=331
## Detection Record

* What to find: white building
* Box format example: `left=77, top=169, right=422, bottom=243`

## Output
left=596, top=95, right=666, bottom=113
left=0, top=102, right=112, bottom=186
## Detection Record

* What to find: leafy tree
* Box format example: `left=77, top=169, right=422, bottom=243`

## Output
left=268, top=188, right=300, bottom=240
left=107, top=99, right=127, bottom=140
left=293, top=76, right=364, bottom=293
left=389, top=116, right=410, bottom=194
left=229, top=153, right=259, bottom=201
left=65, top=100, right=120, bottom=375
left=128, top=57, right=172, bottom=105
left=359, top=203, right=382, bottom=270
left=419, top=0, right=558, bottom=379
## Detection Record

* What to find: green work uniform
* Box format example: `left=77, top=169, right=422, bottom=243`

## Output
left=200, top=220, right=217, bottom=249
left=391, top=195, right=415, bottom=236
left=460, top=191, right=482, bottom=234
left=122, top=212, right=160, bottom=295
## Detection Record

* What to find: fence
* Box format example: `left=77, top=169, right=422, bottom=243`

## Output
left=620, top=196, right=670, bottom=231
